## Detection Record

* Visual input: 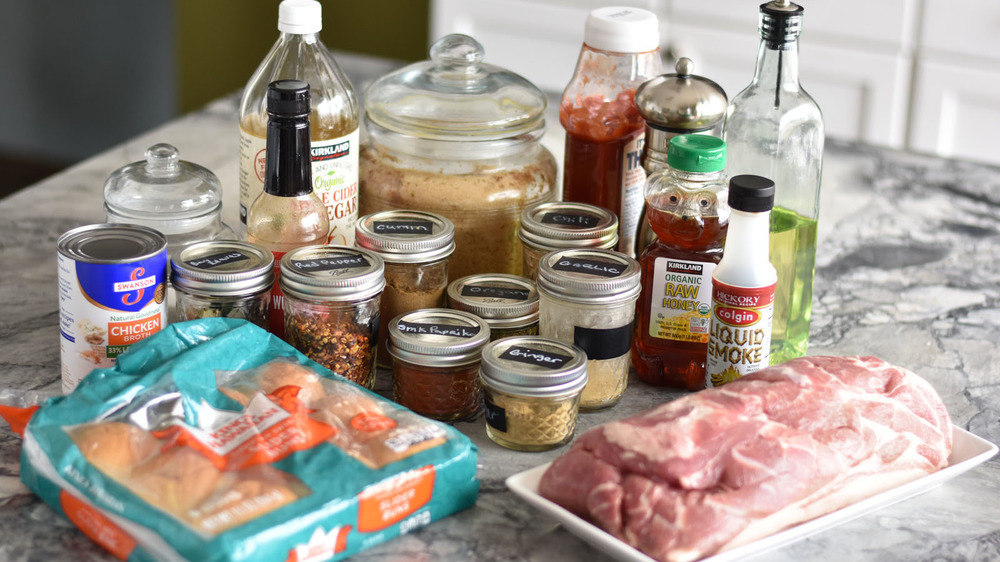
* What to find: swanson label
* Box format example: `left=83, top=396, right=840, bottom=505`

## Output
left=373, top=220, right=434, bottom=235
left=460, top=285, right=530, bottom=301
left=648, top=258, right=715, bottom=343
left=552, top=257, right=625, bottom=278
left=574, top=324, right=632, bottom=360
left=498, top=346, right=573, bottom=369
left=186, top=250, right=250, bottom=270
left=289, top=254, right=370, bottom=274
left=705, top=279, right=776, bottom=388
left=396, top=321, right=480, bottom=339
left=540, top=212, right=600, bottom=229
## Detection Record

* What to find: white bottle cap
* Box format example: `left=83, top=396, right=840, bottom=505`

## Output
left=278, top=0, right=322, bottom=35
left=584, top=7, right=660, bottom=53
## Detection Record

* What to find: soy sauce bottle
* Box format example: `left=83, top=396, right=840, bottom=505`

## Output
left=247, top=80, right=330, bottom=337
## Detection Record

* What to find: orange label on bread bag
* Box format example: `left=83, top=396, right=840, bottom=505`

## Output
left=60, top=491, right=137, bottom=560
left=357, top=465, right=435, bottom=532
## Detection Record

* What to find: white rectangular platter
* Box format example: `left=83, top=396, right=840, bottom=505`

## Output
left=506, top=426, right=997, bottom=562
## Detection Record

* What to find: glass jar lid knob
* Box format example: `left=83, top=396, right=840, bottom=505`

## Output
left=144, top=143, right=181, bottom=177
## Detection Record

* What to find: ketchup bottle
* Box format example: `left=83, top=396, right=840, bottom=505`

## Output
left=632, top=135, right=728, bottom=390
left=560, top=7, right=662, bottom=257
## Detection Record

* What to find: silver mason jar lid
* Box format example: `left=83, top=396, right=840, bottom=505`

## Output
left=170, top=240, right=274, bottom=297
left=518, top=201, right=618, bottom=251
left=536, top=248, right=641, bottom=304
left=447, top=274, right=539, bottom=329
left=355, top=210, right=456, bottom=264
left=479, top=336, right=587, bottom=398
left=279, top=245, right=386, bottom=302
left=387, top=308, right=491, bottom=367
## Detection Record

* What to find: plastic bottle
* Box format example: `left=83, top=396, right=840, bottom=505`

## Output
left=239, top=0, right=359, bottom=245
left=247, top=80, right=330, bottom=337
left=631, top=135, right=729, bottom=390
left=560, top=7, right=662, bottom=257
left=705, top=175, right=777, bottom=387
left=722, top=0, right=822, bottom=364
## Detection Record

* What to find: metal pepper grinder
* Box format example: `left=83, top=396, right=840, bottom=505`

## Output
left=633, top=57, right=729, bottom=255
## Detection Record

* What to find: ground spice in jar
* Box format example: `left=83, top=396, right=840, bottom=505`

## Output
left=518, top=201, right=618, bottom=281
left=171, top=241, right=274, bottom=329
left=479, top=337, right=588, bottom=451
left=280, top=246, right=385, bottom=389
left=536, top=248, right=641, bottom=411
left=446, top=274, right=539, bottom=341
left=387, top=308, right=491, bottom=421
left=355, top=210, right=455, bottom=367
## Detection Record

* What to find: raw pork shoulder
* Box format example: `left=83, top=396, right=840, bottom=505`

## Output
left=538, top=356, right=952, bottom=562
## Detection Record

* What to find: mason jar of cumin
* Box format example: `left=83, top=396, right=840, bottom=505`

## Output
left=355, top=210, right=455, bottom=368
left=387, top=308, right=491, bottom=421
left=280, top=245, right=385, bottom=389
left=479, top=336, right=588, bottom=451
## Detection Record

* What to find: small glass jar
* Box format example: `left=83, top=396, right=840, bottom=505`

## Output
left=519, top=201, right=618, bottom=281
left=479, top=336, right=588, bottom=451
left=387, top=308, right=491, bottom=421
left=280, top=246, right=385, bottom=389
left=447, top=274, right=539, bottom=341
left=170, top=241, right=274, bottom=329
left=355, top=210, right=455, bottom=368
left=536, top=248, right=641, bottom=411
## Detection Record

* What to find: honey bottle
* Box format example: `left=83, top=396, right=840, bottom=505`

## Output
left=238, top=0, right=359, bottom=245
left=631, top=135, right=728, bottom=390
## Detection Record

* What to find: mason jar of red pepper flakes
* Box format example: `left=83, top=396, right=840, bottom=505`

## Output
left=387, top=308, right=491, bottom=421
left=560, top=7, right=662, bottom=258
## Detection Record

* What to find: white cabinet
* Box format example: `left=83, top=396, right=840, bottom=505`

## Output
left=430, top=0, right=1000, bottom=165
left=908, top=0, right=1000, bottom=165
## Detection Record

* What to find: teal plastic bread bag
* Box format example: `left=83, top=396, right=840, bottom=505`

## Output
left=17, top=318, right=479, bottom=561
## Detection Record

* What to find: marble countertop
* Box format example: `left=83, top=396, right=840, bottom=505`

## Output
left=2, top=52, right=1000, bottom=561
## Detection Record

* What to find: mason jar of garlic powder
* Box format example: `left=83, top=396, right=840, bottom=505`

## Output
left=536, top=248, right=641, bottom=411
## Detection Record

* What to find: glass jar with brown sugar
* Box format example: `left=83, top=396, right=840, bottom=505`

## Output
left=280, top=246, right=385, bottom=389
left=387, top=308, right=491, bottom=421
left=479, top=336, right=588, bottom=451
left=355, top=210, right=455, bottom=368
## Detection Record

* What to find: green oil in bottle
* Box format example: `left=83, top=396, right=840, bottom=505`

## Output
left=768, top=206, right=817, bottom=364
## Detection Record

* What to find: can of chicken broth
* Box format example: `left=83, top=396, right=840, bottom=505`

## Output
left=58, top=224, right=168, bottom=393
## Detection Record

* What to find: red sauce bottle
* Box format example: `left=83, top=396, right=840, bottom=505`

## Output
left=632, top=135, right=728, bottom=390
left=560, top=7, right=662, bottom=257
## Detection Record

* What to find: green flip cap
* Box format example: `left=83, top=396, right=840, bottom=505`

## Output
left=666, top=134, right=726, bottom=173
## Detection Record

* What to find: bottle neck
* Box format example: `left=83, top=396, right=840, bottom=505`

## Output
left=722, top=208, right=771, bottom=265
left=751, top=38, right=800, bottom=98
left=264, top=114, right=313, bottom=197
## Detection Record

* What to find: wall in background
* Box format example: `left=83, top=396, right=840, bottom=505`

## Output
left=0, top=0, right=429, bottom=196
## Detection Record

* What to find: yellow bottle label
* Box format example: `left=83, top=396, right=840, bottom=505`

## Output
left=648, top=258, right=714, bottom=343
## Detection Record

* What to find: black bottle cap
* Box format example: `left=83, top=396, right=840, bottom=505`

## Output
left=267, top=79, right=311, bottom=117
left=760, top=1, right=803, bottom=49
left=728, top=175, right=775, bottom=212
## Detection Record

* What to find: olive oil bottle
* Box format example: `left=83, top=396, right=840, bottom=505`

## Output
left=723, top=0, right=823, bottom=364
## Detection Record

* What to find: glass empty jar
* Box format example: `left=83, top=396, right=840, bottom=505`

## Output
left=280, top=246, right=385, bottom=389
left=170, top=241, right=274, bottom=329
left=387, top=308, right=491, bottom=421
left=519, top=201, right=618, bottom=280
left=447, top=274, right=539, bottom=341
left=479, top=336, right=588, bottom=451
left=355, top=210, right=455, bottom=367
left=536, top=248, right=641, bottom=411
